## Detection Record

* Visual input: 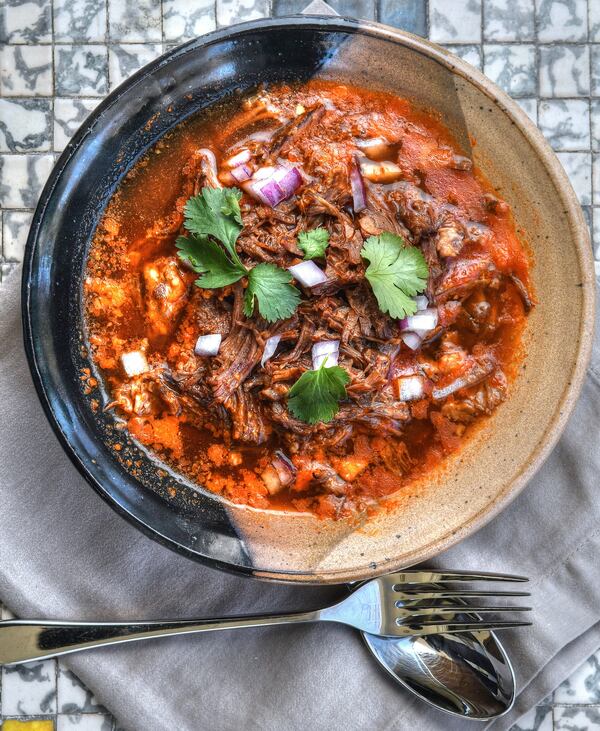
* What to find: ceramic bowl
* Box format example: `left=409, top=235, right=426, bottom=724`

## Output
left=22, top=16, right=595, bottom=583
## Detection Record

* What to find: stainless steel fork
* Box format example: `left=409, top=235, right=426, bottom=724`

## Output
left=0, top=569, right=531, bottom=665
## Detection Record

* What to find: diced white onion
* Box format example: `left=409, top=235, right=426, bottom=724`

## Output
left=261, top=335, right=281, bottom=367
left=415, top=295, right=429, bottom=310
left=401, top=332, right=422, bottom=351
left=356, top=137, right=392, bottom=158
left=404, top=308, right=439, bottom=332
left=224, top=149, right=251, bottom=168
left=288, top=260, right=328, bottom=288
left=121, top=351, right=149, bottom=377
left=195, top=333, right=222, bottom=356
left=359, top=159, right=403, bottom=184
left=312, top=340, right=339, bottom=370
left=396, top=375, right=424, bottom=402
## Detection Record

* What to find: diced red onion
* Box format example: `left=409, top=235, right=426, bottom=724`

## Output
left=356, top=137, right=391, bottom=158
left=350, top=157, right=367, bottom=212
left=197, top=148, right=218, bottom=175
left=272, top=451, right=296, bottom=486
left=312, top=340, right=339, bottom=370
left=243, top=164, right=302, bottom=207
left=224, top=149, right=251, bottom=168
left=360, top=159, right=403, bottom=184
left=194, top=333, right=222, bottom=356
left=395, top=375, right=425, bottom=402
left=261, top=335, right=281, bottom=367
left=288, top=260, right=328, bottom=288
left=275, top=166, right=303, bottom=198
left=230, top=163, right=253, bottom=183
left=401, top=332, right=422, bottom=351
left=404, top=308, right=439, bottom=332
left=121, top=351, right=149, bottom=377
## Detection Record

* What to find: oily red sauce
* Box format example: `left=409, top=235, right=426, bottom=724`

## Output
left=84, top=81, right=532, bottom=519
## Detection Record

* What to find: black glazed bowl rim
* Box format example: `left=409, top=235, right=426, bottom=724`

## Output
left=25, top=15, right=409, bottom=581
left=22, top=15, right=595, bottom=583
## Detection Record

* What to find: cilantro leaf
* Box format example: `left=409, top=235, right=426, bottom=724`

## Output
left=183, top=187, right=243, bottom=265
left=360, top=232, right=429, bottom=319
left=287, top=361, right=351, bottom=424
left=298, top=228, right=330, bottom=259
left=177, top=186, right=302, bottom=323
left=243, top=263, right=301, bottom=323
left=176, top=235, right=246, bottom=288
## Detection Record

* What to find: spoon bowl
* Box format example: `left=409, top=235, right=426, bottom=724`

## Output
left=362, top=599, right=515, bottom=719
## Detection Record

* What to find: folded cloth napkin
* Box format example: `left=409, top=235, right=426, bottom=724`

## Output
left=1, top=259, right=598, bottom=731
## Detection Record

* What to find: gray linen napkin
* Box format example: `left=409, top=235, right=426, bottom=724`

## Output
left=1, top=260, right=599, bottom=731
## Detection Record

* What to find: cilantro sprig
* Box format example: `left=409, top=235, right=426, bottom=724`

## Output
left=287, top=360, right=350, bottom=424
left=176, top=187, right=300, bottom=323
left=360, top=232, right=429, bottom=319
left=243, top=263, right=301, bottom=322
left=297, top=227, right=330, bottom=260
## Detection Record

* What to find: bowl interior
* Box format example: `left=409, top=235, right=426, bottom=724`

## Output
left=23, top=18, right=594, bottom=583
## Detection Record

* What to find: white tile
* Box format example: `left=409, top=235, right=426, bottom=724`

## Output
left=554, top=705, right=600, bottom=729
left=593, top=100, right=600, bottom=152
left=539, top=45, right=590, bottom=97
left=593, top=154, right=600, bottom=206
left=516, top=98, right=538, bottom=124
left=589, top=0, right=600, bottom=42
left=429, top=0, right=482, bottom=43
left=108, top=0, right=161, bottom=42
left=54, top=98, right=99, bottom=151
left=483, top=44, right=536, bottom=97
left=57, top=664, right=107, bottom=715
left=594, top=208, right=600, bottom=259
left=2, top=210, right=33, bottom=261
left=0, top=153, right=54, bottom=207
left=511, top=703, right=553, bottom=731
left=108, top=44, right=163, bottom=92
left=0, top=45, right=53, bottom=96
left=556, top=152, right=592, bottom=205
left=0, top=0, right=52, bottom=43
left=54, top=45, right=108, bottom=96
left=443, top=44, right=483, bottom=71
left=0, top=98, right=52, bottom=152
left=536, top=0, right=588, bottom=42
left=554, top=651, right=600, bottom=703
left=0, top=602, right=16, bottom=619
left=592, top=46, right=600, bottom=97
left=538, top=99, right=590, bottom=151
left=1, top=659, right=57, bottom=715
left=57, top=714, right=114, bottom=731
left=483, top=0, right=535, bottom=41
left=53, top=0, right=107, bottom=42
left=216, top=0, right=270, bottom=26
left=163, top=0, right=216, bottom=41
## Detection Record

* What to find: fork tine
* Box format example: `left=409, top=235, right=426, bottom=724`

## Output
left=395, top=590, right=531, bottom=601
left=389, top=570, right=528, bottom=586
left=396, top=605, right=532, bottom=616
left=393, top=620, right=532, bottom=637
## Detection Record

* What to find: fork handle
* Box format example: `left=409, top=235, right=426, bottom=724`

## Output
left=0, top=612, right=320, bottom=665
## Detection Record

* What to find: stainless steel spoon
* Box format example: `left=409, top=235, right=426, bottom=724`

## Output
left=362, top=590, right=517, bottom=719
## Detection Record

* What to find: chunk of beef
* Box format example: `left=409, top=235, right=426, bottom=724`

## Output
left=434, top=257, right=501, bottom=304
left=224, top=389, right=271, bottom=444
left=441, top=369, right=508, bottom=423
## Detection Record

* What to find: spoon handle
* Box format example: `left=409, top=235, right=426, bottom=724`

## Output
left=0, top=612, right=319, bottom=665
